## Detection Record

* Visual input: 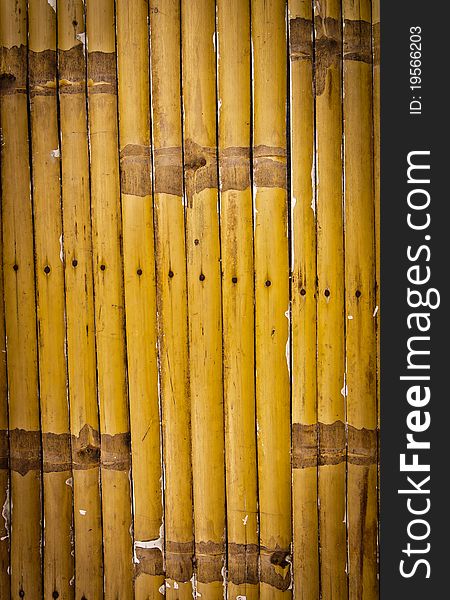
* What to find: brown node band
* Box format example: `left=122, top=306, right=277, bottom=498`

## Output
left=314, top=16, right=341, bottom=97
left=165, top=540, right=194, bottom=582
left=71, top=423, right=100, bottom=470
left=292, top=422, right=317, bottom=469
left=0, top=430, right=9, bottom=470
left=28, top=49, right=56, bottom=96
left=194, top=540, right=225, bottom=584
left=120, top=144, right=151, bottom=197
left=343, top=19, right=372, bottom=64
left=319, top=420, right=346, bottom=466
left=134, top=546, right=164, bottom=578
left=227, top=542, right=259, bottom=585
left=153, top=146, right=183, bottom=196
left=289, top=17, right=313, bottom=62
left=347, top=425, right=378, bottom=466
left=58, top=44, right=85, bottom=93
left=253, top=145, right=287, bottom=189
left=0, top=46, right=27, bottom=95
left=219, top=146, right=250, bottom=192
left=100, top=431, right=131, bottom=471
left=9, top=429, right=41, bottom=476
left=184, top=139, right=218, bottom=195
left=260, top=547, right=291, bottom=591
left=87, top=51, right=117, bottom=94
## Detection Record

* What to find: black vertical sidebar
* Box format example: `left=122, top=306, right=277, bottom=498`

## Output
left=381, top=1, right=449, bottom=597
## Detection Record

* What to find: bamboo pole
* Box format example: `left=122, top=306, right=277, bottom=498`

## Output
left=58, top=1, right=104, bottom=596
left=217, top=1, right=259, bottom=598
left=251, top=0, right=291, bottom=596
left=115, top=0, right=165, bottom=596
left=342, top=1, right=378, bottom=598
left=288, top=2, right=319, bottom=598
left=181, top=0, right=226, bottom=596
left=27, top=2, right=74, bottom=596
left=0, top=145, right=10, bottom=600
left=313, top=1, right=348, bottom=597
left=149, top=1, right=194, bottom=597
left=85, top=0, right=134, bottom=596
left=0, top=0, right=43, bottom=596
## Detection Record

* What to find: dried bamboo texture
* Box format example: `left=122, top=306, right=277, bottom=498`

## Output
left=252, top=0, right=291, bottom=597
left=116, top=1, right=164, bottom=596
left=314, top=1, right=348, bottom=598
left=149, top=0, right=194, bottom=597
left=342, top=1, right=378, bottom=598
left=85, top=0, right=133, bottom=596
left=288, top=2, right=319, bottom=598
left=28, top=2, right=74, bottom=596
left=0, top=0, right=43, bottom=596
left=217, top=0, right=259, bottom=598
left=58, top=1, right=104, bottom=596
left=181, top=0, right=225, bottom=596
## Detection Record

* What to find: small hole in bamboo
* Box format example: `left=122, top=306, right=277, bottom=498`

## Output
left=72, top=259, right=78, bottom=267
left=194, top=239, right=200, bottom=245
left=324, top=289, right=330, bottom=297
left=19, top=591, right=25, bottom=598
left=232, top=276, right=238, bottom=284
left=13, top=264, right=18, bottom=271
left=300, top=288, right=306, bottom=296
left=100, top=264, right=106, bottom=271
left=199, top=273, right=205, bottom=281
left=265, top=280, right=271, bottom=287
left=137, top=268, right=143, bottom=276
left=169, top=270, right=174, bottom=278
left=52, top=592, right=59, bottom=599
left=355, top=290, right=361, bottom=298
left=44, top=265, right=51, bottom=274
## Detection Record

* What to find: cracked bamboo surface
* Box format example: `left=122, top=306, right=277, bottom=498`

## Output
left=0, top=0, right=380, bottom=596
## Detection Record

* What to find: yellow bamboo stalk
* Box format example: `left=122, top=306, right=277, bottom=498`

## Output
left=181, top=0, right=225, bottom=596
left=252, top=0, right=291, bottom=596
left=217, top=1, right=258, bottom=598
left=85, top=1, right=133, bottom=596
left=149, top=1, right=194, bottom=597
left=0, top=1, right=42, bottom=596
left=342, top=1, right=378, bottom=598
left=288, top=2, right=319, bottom=598
left=28, top=2, right=74, bottom=596
left=58, top=1, right=104, bottom=596
left=115, top=0, right=165, bottom=596
left=0, top=160, right=10, bottom=600
left=313, top=1, right=348, bottom=597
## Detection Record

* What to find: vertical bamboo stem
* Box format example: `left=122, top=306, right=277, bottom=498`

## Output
left=85, top=0, right=133, bottom=596
left=342, top=1, right=378, bottom=598
left=0, top=1, right=43, bottom=596
left=288, top=2, right=319, bottom=598
left=181, top=0, right=226, bottom=596
left=58, top=1, right=104, bottom=596
left=115, top=0, right=165, bottom=596
left=314, top=1, right=348, bottom=597
left=217, top=1, right=259, bottom=598
left=0, top=138, right=10, bottom=600
left=251, top=0, right=291, bottom=596
left=27, top=2, right=74, bottom=596
left=149, top=0, right=195, bottom=597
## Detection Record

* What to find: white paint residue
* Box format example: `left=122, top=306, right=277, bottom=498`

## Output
left=311, top=196, right=316, bottom=214
left=76, top=32, right=86, bottom=49
left=65, top=477, right=73, bottom=487
left=242, top=514, right=249, bottom=526
left=1, top=485, right=9, bottom=542
left=191, top=573, right=199, bottom=599
left=236, top=596, right=247, bottom=600
left=79, top=509, right=86, bottom=516
left=166, top=582, right=171, bottom=589
left=373, top=305, right=379, bottom=317
left=51, top=148, right=60, bottom=159
left=343, top=508, right=347, bottom=524
left=174, top=582, right=179, bottom=589
left=134, top=523, right=164, bottom=553
left=47, top=0, right=56, bottom=12
left=158, top=584, right=165, bottom=595
left=341, top=374, right=347, bottom=398
left=59, top=234, right=64, bottom=263
left=285, top=336, right=291, bottom=376
left=221, top=564, right=227, bottom=599
left=347, top=315, right=353, bottom=320
left=69, top=576, right=74, bottom=586
left=213, top=33, right=216, bottom=51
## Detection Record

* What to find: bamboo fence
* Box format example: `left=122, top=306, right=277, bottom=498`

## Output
left=0, top=0, right=380, bottom=598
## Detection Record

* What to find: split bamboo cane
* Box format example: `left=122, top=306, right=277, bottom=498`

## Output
left=181, top=0, right=226, bottom=596
left=85, top=0, right=134, bottom=596
left=149, top=0, right=194, bottom=597
left=288, top=2, right=319, bottom=598
left=217, top=1, right=259, bottom=598
left=251, top=0, right=292, bottom=596
left=342, top=1, right=378, bottom=598
left=0, top=1, right=43, bottom=596
left=0, top=146, right=9, bottom=600
left=28, top=2, right=74, bottom=596
left=313, top=1, right=348, bottom=597
left=115, top=1, right=165, bottom=596
left=58, top=1, right=104, bottom=596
